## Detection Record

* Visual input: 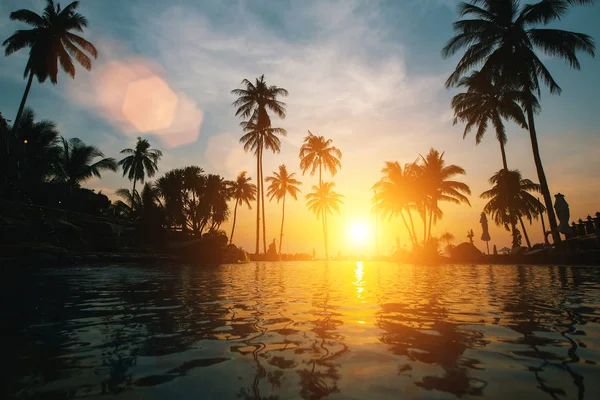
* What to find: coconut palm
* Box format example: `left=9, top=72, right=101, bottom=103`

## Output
left=156, top=169, right=185, bottom=230
left=232, top=75, right=288, bottom=254
left=266, top=165, right=302, bottom=256
left=481, top=169, right=546, bottom=248
left=54, top=137, right=116, bottom=189
left=306, top=182, right=344, bottom=260
left=418, top=149, right=471, bottom=240
left=372, top=161, right=420, bottom=246
left=201, top=174, right=231, bottom=233
left=13, top=108, right=61, bottom=183
left=227, top=171, right=257, bottom=244
left=443, top=0, right=596, bottom=244
left=451, top=70, right=533, bottom=170
left=299, top=131, right=342, bottom=185
left=3, top=0, right=98, bottom=128
left=118, top=137, right=162, bottom=213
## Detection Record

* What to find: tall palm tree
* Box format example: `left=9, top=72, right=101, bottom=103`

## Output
left=306, top=182, right=344, bottom=260
left=299, top=131, right=343, bottom=256
left=54, top=137, right=116, bottom=190
left=266, top=165, right=302, bottom=256
left=232, top=75, right=288, bottom=254
left=418, top=149, right=471, bottom=240
left=443, top=0, right=596, bottom=244
left=451, top=70, right=532, bottom=170
left=118, top=137, right=162, bottom=213
left=3, top=0, right=98, bottom=128
left=227, top=171, right=257, bottom=245
left=481, top=169, right=546, bottom=248
left=372, top=161, right=420, bottom=246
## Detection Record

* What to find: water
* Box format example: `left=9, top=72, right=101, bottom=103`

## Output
left=2, top=262, right=600, bottom=399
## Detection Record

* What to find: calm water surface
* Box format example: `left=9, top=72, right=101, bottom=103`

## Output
left=2, top=262, right=600, bottom=399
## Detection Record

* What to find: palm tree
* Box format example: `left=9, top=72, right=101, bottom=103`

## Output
left=418, top=149, right=471, bottom=240
left=54, top=137, right=116, bottom=190
left=266, top=165, right=302, bottom=256
left=227, top=171, right=257, bottom=245
left=481, top=169, right=546, bottom=248
left=299, top=131, right=342, bottom=185
left=443, top=0, right=596, bottom=244
left=14, top=108, right=61, bottom=183
left=232, top=75, right=288, bottom=254
left=118, top=137, right=162, bottom=213
left=3, top=0, right=98, bottom=128
left=306, top=182, right=344, bottom=260
left=451, top=70, right=532, bottom=170
left=201, top=174, right=231, bottom=233
left=372, top=161, right=420, bottom=246
left=156, top=169, right=185, bottom=230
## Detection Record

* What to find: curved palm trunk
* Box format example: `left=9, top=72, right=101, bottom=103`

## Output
left=427, top=206, right=434, bottom=241
left=13, top=71, right=35, bottom=135
left=526, top=107, right=560, bottom=245
left=131, top=179, right=137, bottom=215
left=278, top=195, right=285, bottom=258
left=399, top=210, right=414, bottom=246
left=407, top=208, right=418, bottom=247
left=519, top=216, right=532, bottom=249
left=499, top=141, right=508, bottom=171
left=255, top=149, right=261, bottom=254
left=230, top=200, right=239, bottom=244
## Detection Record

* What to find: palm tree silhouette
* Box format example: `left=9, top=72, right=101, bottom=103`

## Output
left=54, top=137, right=116, bottom=190
left=306, top=182, right=344, bottom=260
left=3, top=0, right=98, bottom=128
left=118, top=137, right=162, bottom=213
left=13, top=108, right=61, bottom=184
left=299, top=131, right=342, bottom=257
left=481, top=169, right=545, bottom=248
left=232, top=75, right=288, bottom=254
left=418, top=149, right=471, bottom=241
left=451, top=70, right=533, bottom=170
left=372, top=161, right=420, bottom=246
left=443, top=0, right=595, bottom=244
left=265, top=165, right=302, bottom=256
left=156, top=169, right=185, bottom=230
left=201, top=174, right=231, bottom=233
left=227, top=171, right=257, bottom=245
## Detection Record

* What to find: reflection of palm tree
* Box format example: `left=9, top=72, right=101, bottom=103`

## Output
left=118, top=137, right=162, bottom=213
left=232, top=75, right=288, bottom=254
left=443, top=0, right=595, bottom=244
left=3, top=0, right=98, bottom=128
left=54, top=137, right=117, bottom=190
left=227, top=171, right=257, bottom=244
left=418, top=149, right=471, bottom=240
left=451, top=70, right=531, bottom=170
left=266, top=165, right=301, bottom=256
left=481, top=169, right=545, bottom=248
left=306, top=182, right=344, bottom=260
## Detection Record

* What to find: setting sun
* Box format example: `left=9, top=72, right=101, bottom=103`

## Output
left=348, top=221, right=371, bottom=245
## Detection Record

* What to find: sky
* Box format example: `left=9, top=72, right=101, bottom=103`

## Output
left=1, top=0, right=599, bottom=256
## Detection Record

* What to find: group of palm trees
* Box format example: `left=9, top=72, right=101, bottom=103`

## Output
left=444, top=0, right=596, bottom=246
left=372, top=149, right=471, bottom=249
left=2, top=0, right=597, bottom=254
left=231, top=77, right=345, bottom=259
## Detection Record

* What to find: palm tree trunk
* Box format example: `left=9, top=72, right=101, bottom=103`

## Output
left=399, top=210, right=414, bottom=246
left=519, top=216, right=532, bottom=249
left=324, top=210, right=329, bottom=261
left=131, top=179, right=137, bottom=214
left=255, top=151, right=260, bottom=254
left=13, top=71, right=35, bottom=135
left=407, top=208, right=418, bottom=246
left=526, top=107, right=560, bottom=245
left=260, top=147, right=267, bottom=255
left=279, top=195, right=285, bottom=258
left=511, top=221, right=519, bottom=248
left=230, top=201, right=238, bottom=244
left=499, top=141, right=508, bottom=171
left=427, top=207, right=433, bottom=241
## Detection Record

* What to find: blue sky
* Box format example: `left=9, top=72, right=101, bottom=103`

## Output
left=1, top=0, right=599, bottom=253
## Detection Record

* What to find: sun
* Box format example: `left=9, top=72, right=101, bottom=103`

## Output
left=348, top=221, right=371, bottom=245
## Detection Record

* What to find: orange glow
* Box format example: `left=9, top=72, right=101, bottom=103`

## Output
left=348, top=221, right=371, bottom=246
left=122, top=76, right=178, bottom=132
